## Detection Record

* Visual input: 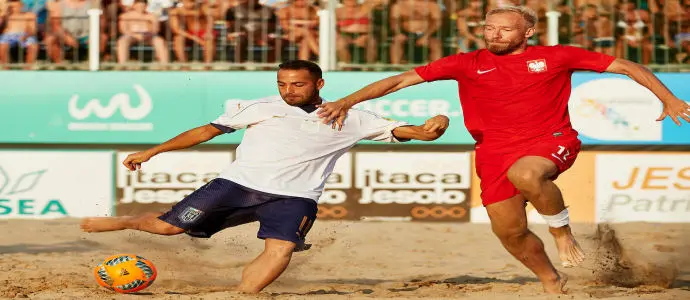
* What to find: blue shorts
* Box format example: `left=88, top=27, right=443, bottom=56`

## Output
left=0, top=33, right=37, bottom=48
left=158, top=178, right=317, bottom=246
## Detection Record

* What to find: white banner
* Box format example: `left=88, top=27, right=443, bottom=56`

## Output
left=0, top=151, right=113, bottom=218
left=595, top=153, right=690, bottom=223
left=355, top=152, right=471, bottom=205
left=569, top=78, right=662, bottom=141
left=116, top=151, right=233, bottom=205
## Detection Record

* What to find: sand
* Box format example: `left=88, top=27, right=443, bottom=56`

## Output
left=0, top=219, right=688, bottom=299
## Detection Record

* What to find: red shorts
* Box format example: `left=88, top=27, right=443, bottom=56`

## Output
left=475, top=134, right=582, bottom=206
left=187, top=30, right=218, bottom=40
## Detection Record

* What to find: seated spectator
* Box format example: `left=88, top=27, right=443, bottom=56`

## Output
left=335, top=0, right=376, bottom=63
left=572, top=4, right=598, bottom=49
left=593, top=9, right=615, bottom=56
left=276, top=0, right=319, bottom=60
left=105, top=0, right=128, bottom=47
left=524, top=0, right=546, bottom=45
left=117, top=0, right=169, bottom=66
left=44, top=0, right=107, bottom=63
left=574, top=0, right=617, bottom=14
left=390, top=0, right=442, bottom=64
left=488, top=0, right=519, bottom=10
left=662, top=0, right=689, bottom=63
left=0, top=0, right=37, bottom=68
left=225, top=0, right=280, bottom=62
left=455, top=0, right=486, bottom=53
left=259, top=0, right=289, bottom=9
left=170, top=0, right=216, bottom=65
left=21, top=0, right=48, bottom=39
left=615, top=0, right=652, bottom=64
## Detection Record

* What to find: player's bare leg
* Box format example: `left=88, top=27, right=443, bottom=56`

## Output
left=80, top=212, right=185, bottom=235
left=235, top=238, right=295, bottom=293
left=507, top=156, right=585, bottom=268
left=486, top=195, right=567, bottom=294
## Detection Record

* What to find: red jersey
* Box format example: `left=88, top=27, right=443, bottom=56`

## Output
left=414, top=45, right=616, bottom=148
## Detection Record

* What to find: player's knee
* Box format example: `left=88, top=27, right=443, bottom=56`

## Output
left=263, top=239, right=296, bottom=259
left=507, top=167, right=541, bottom=190
left=493, top=225, right=529, bottom=248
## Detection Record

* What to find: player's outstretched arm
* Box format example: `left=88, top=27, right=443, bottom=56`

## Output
left=605, top=58, right=690, bottom=125
left=122, top=124, right=223, bottom=171
left=392, top=115, right=449, bottom=141
left=317, top=69, right=426, bottom=130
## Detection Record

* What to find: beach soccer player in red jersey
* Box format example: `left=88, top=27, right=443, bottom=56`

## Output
left=316, top=5, right=690, bottom=294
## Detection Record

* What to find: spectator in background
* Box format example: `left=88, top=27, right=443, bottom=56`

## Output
left=0, top=0, right=38, bottom=68
left=276, top=0, right=319, bottom=60
left=105, top=0, right=128, bottom=50
left=456, top=0, right=487, bottom=53
left=169, top=0, right=216, bottom=65
left=572, top=4, right=598, bottom=50
left=225, top=0, right=280, bottom=62
left=258, top=0, right=288, bottom=9
left=44, top=0, right=107, bottom=63
left=488, top=0, right=519, bottom=10
left=524, top=0, right=546, bottom=45
left=389, top=0, right=442, bottom=64
left=665, top=0, right=690, bottom=63
left=574, top=0, right=617, bottom=14
left=117, top=0, right=169, bottom=66
left=335, top=0, right=376, bottom=64
left=592, top=7, right=615, bottom=56
left=615, top=0, right=652, bottom=64
left=21, top=0, right=47, bottom=39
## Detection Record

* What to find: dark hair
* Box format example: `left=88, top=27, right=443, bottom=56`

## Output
left=278, top=60, right=322, bottom=79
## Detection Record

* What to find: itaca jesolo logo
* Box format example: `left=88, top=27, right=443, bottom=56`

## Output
left=0, top=167, right=67, bottom=216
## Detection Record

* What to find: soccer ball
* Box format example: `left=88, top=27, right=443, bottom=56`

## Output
left=93, top=254, right=157, bottom=293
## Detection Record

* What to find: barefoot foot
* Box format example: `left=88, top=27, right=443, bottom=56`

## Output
left=550, top=226, right=585, bottom=268
left=80, top=217, right=129, bottom=232
left=543, top=272, right=568, bottom=294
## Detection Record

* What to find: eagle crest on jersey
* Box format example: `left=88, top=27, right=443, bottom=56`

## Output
left=527, top=59, right=547, bottom=73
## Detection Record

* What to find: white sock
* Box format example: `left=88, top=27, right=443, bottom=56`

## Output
left=541, top=208, right=570, bottom=228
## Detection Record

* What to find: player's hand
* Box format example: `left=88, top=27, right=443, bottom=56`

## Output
left=422, top=115, right=449, bottom=133
left=657, top=97, right=690, bottom=126
left=317, top=100, right=350, bottom=131
left=122, top=150, right=155, bottom=171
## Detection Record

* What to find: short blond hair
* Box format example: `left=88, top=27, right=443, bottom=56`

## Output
left=486, top=6, right=538, bottom=28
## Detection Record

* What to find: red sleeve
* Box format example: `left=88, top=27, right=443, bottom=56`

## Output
left=557, top=45, right=616, bottom=73
left=414, top=54, right=467, bottom=82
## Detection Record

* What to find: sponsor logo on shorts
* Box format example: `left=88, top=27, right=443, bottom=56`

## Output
left=178, top=207, right=203, bottom=223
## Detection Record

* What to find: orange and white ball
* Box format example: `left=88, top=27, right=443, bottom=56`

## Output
left=93, top=254, right=157, bottom=293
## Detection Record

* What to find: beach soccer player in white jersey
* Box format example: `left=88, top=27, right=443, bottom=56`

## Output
left=80, top=60, right=450, bottom=293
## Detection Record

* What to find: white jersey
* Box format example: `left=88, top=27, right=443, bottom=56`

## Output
left=212, top=96, right=409, bottom=201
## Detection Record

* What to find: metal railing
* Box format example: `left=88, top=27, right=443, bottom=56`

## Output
left=0, top=0, right=687, bottom=72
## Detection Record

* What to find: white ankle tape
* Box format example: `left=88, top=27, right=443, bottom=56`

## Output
left=541, top=208, right=570, bottom=228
